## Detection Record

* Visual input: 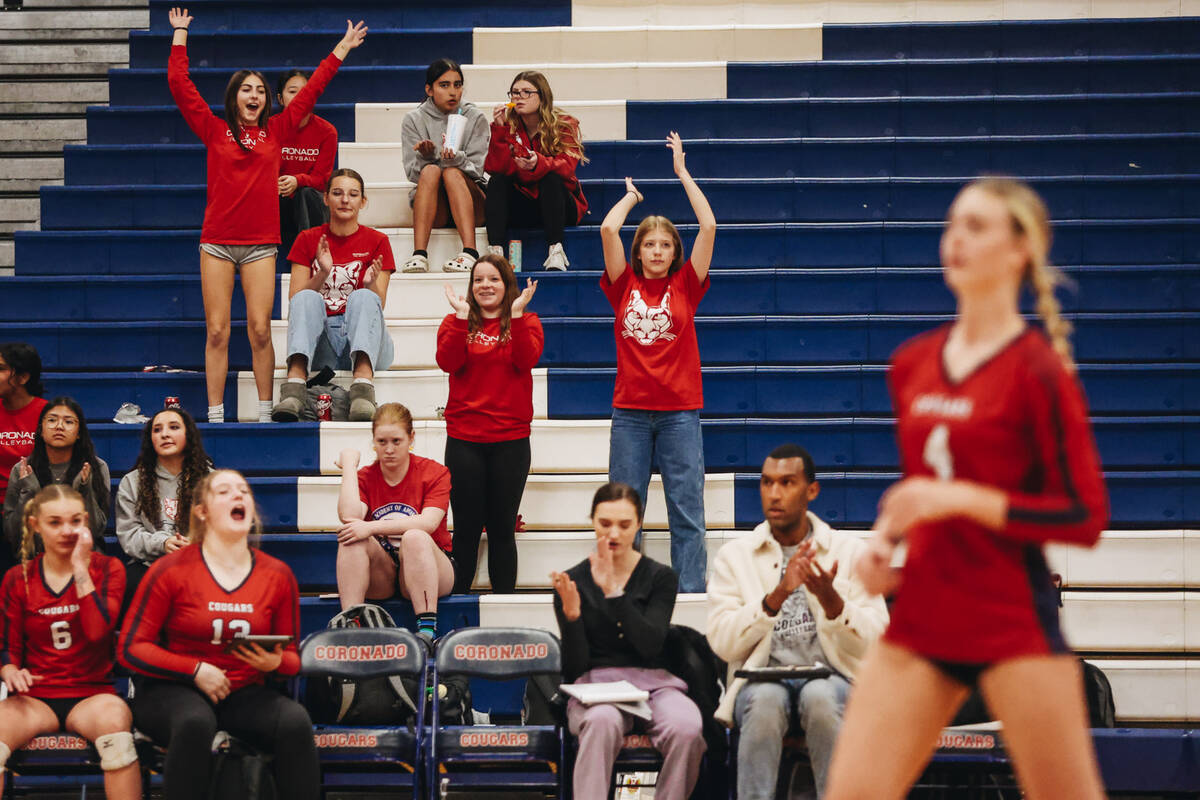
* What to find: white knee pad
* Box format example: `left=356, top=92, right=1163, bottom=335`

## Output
left=94, top=731, right=137, bottom=771
left=0, top=740, right=10, bottom=774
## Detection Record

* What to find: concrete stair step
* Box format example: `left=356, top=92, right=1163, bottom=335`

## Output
left=0, top=195, right=38, bottom=222
left=0, top=118, right=86, bottom=150
left=0, top=155, right=61, bottom=190
left=0, top=62, right=124, bottom=76
left=0, top=219, right=37, bottom=234
left=0, top=8, right=148, bottom=30
left=0, top=27, right=134, bottom=41
left=0, top=42, right=128, bottom=64
left=0, top=79, right=107, bottom=105
left=0, top=238, right=13, bottom=269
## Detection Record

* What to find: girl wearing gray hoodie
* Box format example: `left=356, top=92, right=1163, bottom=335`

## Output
left=400, top=58, right=490, bottom=274
left=115, top=408, right=212, bottom=611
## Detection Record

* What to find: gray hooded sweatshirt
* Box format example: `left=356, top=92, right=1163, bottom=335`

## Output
left=115, top=464, right=182, bottom=565
left=400, top=98, right=490, bottom=202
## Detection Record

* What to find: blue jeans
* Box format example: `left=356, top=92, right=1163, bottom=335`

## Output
left=733, top=675, right=851, bottom=800
left=286, top=288, right=393, bottom=374
left=608, top=408, right=706, bottom=592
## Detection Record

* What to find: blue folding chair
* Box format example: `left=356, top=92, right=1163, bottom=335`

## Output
left=429, top=627, right=564, bottom=798
left=299, top=626, right=427, bottom=800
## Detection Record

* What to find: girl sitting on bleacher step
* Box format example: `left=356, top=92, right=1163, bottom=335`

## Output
left=599, top=133, right=716, bottom=593
left=114, top=406, right=212, bottom=614
left=400, top=58, right=490, bottom=275
left=484, top=70, right=588, bottom=271
left=0, top=485, right=141, bottom=799
left=165, top=7, right=368, bottom=424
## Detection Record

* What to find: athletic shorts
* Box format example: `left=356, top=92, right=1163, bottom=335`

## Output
left=929, top=659, right=992, bottom=690
left=199, top=242, right=277, bottom=267
left=38, top=696, right=95, bottom=730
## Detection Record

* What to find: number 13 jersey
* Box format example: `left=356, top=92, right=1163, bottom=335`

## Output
left=884, top=325, right=1108, bottom=663
left=120, top=545, right=300, bottom=690
left=0, top=553, right=125, bottom=698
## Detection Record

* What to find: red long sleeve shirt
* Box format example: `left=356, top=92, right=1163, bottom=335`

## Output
left=883, top=325, right=1108, bottom=663
left=119, top=546, right=301, bottom=690
left=1, top=553, right=124, bottom=698
left=279, top=113, right=338, bottom=191
left=168, top=45, right=341, bottom=244
left=484, top=116, right=588, bottom=223
left=436, top=314, right=544, bottom=443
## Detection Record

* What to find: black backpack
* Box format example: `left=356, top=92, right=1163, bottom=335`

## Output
left=1082, top=659, right=1116, bottom=728
left=304, top=604, right=474, bottom=726
left=208, top=735, right=275, bottom=800
left=305, top=604, right=422, bottom=725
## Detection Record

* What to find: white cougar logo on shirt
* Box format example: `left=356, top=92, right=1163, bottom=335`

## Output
left=621, top=289, right=675, bottom=346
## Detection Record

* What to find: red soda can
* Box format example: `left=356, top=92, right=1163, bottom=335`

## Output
left=316, top=393, right=333, bottom=421
left=164, top=396, right=181, bottom=409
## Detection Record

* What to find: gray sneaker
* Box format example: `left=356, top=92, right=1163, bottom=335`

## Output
left=270, top=381, right=307, bottom=422
left=347, top=381, right=377, bottom=422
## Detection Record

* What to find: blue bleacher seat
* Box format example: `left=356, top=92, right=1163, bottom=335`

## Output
left=85, top=103, right=356, bottom=145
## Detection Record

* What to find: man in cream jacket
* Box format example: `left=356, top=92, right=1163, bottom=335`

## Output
left=707, top=444, right=888, bottom=799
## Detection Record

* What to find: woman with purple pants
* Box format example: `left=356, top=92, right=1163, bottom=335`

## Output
left=550, top=482, right=706, bottom=800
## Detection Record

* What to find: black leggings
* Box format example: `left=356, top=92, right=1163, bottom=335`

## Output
left=279, top=186, right=328, bottom=258
left=132, top=680, right=319, bottom=800
left=445, top=436, right=531, bottom=594
left=485, top=171, right=578, bottom=248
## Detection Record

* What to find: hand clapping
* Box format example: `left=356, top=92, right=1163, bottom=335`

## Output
left=444, top=283, right=470, bottom=318
left=511, top=279, right=538, bottom=316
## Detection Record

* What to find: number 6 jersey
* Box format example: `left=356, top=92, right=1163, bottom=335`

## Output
left=883, top=325, right=1109, bottom=663
left=120, top=545, right=300, bottom=690
left=0, top=553, right=125, bottom=698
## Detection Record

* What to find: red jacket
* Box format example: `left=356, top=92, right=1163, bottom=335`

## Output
left=485, top=115, right=587, bottom=223
left=168, top=45, right=341, bottom=244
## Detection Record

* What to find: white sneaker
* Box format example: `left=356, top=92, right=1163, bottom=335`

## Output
left=543, top=242, right=569, bottom=271
left=443, top=251, right=476, bottom=273
left=485, top=244, right=504, bottom=258
left=401, top=253, right=429, bottom=273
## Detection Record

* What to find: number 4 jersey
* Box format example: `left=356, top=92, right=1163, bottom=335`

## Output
left=884, top=325, right=1108, bottom=663
left=120, top=545, right=300, bottom=690
left=0, top=553, right=125, bottom=698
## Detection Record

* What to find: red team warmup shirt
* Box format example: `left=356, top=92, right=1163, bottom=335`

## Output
left=483, top=116, right=588, bottom=223
left=287, top=223, right=396, bottom=316
left=601, top=264, right=709, bottom=410
left=0, top=553, right=125, bottom=698
left=120, top=546, right=301, bottom=691
left=435, top=314, right=544, bottom=442
left=0, top=396, right=47, bottom=498
left=884, top=325, right=1108, bottom=663
left=168, top=45, right=341, bottom=245
left=358, top=457, right=452, bottom=553
left=279, top=114, right=338, bottom=191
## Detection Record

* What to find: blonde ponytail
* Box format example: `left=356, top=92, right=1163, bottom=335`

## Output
left=970, top=176, right=1075, bottom=372
left=19, top=485, right=85, bottom=585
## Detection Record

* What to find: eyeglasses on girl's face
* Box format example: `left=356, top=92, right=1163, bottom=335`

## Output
left=508, top=89, right=539, bottom=99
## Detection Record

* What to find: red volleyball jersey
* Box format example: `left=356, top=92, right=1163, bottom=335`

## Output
left=279, top=113, right=338, bottom=191
left=0, top=553, right=124, bottom=698
left=120, top=546, right=300, bottom=691
left=601, top=264, right=708, bottom=411
left=883, top=325, right=1108, bottom=662
left=0, top=396, right=47, bottom=497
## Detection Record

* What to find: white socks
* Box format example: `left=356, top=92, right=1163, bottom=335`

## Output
left=353, top=377, right=372, bottom=385
left=258, top=400, right=272, bottom=422
left=207, top=404, right=224, bottom=424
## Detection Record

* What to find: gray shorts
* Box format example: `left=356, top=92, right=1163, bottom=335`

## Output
left=199, top=242, right=277, bottom=267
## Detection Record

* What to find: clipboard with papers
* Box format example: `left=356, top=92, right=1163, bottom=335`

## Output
left=559, top=680, right=653, bottom=721
left=734, top=663, right=833, bottom=682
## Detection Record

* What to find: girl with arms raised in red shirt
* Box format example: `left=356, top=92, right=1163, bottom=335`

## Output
left=437, top=254, right=543, bottom=592
left=484, top=71, right=588, bottom=271
left=166, top=7, right=366, bottom=424
left=120, top=470, right=313, bottom=800
left=335, top=403, right=454, bottom=642
left=826, top=178, right=1108, bottom=800
left=0, top=485, right=139, bottom=799
left=598, top=133, right=716, bottom=593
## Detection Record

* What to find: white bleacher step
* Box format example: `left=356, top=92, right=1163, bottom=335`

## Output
left=237, top=368, right=549, bottom=423
left=471, top=529, right=739, bottom=590
left=1088, top=658, right=1200, bottom=722
left=318, top=419, right=611, bottom=474
left=356, top=182, right=414, bottom=229
left=1060, top=591, right=1200, bottom=653
left=269, top=319, right=462, bottom=370
left=1047, top=530, right=1194, bottom=588
left=569, top=0, right=1190, bottom=26
left=353, top=100, right=625, bottom=145
left=479, top=591, right=711, bottom=636
left=280, top=273, right=468, bottom=322
left=460, top=62, right=728, bottom=105
left=472, top=24, right=820, bottom=64
left=295, top=472, right=736, bottom=532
